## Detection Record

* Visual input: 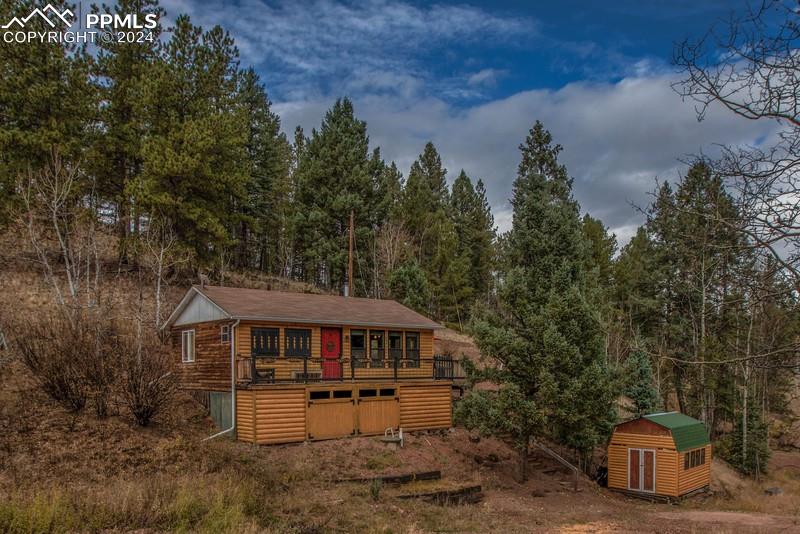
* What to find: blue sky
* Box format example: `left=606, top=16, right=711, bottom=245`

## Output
left=161, top=0, right=777, bottom=243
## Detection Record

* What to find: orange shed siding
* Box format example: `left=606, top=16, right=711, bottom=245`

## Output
left=608, top=428, right=711, bottom=498
left=677, top=444, right=712, bottom=494
left=607, top=430, right=680, bottom=497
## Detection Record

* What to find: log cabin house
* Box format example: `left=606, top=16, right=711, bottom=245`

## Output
left=607, top=412, right=711, bottom=500
left=165, top=285, right=453, bottom=444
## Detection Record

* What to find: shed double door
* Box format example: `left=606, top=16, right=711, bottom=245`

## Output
left=628, top=448, right=655, bottom=493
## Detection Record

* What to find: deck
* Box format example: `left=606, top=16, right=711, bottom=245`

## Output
left=236, top=354, right=463, bottom=385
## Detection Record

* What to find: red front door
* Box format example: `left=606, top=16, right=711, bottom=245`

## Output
left=321, top=328, right=342, bottom=379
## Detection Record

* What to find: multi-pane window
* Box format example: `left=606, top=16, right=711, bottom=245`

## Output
left=220, top=325, right=230, bottom=343
left=370, top=331, right=384, bottom=366
left=351, top=330, right=366, bottom=367
left=684, top=448, right=706, bottom=470
left=181, top=330, right=195, bottom=363
left=388, top=331, right=403, bottom=364
left=252, top=328, right=279, bottom=357
left=285, top=328, right=311, bottom=358
left=405, top=332, right=420, bottom=368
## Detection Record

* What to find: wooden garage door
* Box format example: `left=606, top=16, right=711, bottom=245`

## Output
left=306, top=389, right=355, bottom=440
left=357, top=387, right=399, bottom=434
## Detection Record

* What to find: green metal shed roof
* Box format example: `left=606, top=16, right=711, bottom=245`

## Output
left=643, top=412, right=710, bottom=452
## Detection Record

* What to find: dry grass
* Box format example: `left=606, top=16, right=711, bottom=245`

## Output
left=703, top=454, right=800, bottom=516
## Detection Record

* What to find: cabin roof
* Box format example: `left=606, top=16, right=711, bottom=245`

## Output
left=642, top=412, right=710, bottom=452
left=165, top=285, right=442, bottom=330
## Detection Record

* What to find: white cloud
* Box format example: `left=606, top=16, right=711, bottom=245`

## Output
left=160, top=0, right=777, bottom=245
left=467, top=68, right=505, bottom=87
left=275, top=73, right=778, bottom=243
left=160, top=0, right=532, bottom=100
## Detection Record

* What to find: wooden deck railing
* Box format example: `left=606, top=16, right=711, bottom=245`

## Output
left=236, top=354, right=463, bottom=385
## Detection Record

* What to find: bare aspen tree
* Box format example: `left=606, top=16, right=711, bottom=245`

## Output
left=674, top=0, right=800, bottom=288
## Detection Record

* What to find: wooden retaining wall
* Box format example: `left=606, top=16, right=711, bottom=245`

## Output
left=237, top=382, right=451, bottom=445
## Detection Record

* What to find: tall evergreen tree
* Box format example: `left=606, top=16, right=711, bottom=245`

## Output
left=235, top=68, right=291, bottom=273
left=401, top=142, right=449, bottom=266
left=91, top=0, right=164, bottom=262
left=624, top=349, right=660, bottom=416
left=292, top=98, right=379, bottom=292
left=138, top=16, right=248, bottom=263
left=0, top=0, right=95, bottom=226
left=465, top=121, right=616, bottom=468
left=450, top=171, right=496, bottom=318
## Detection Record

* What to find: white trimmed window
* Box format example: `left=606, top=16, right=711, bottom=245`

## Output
left=221, top=325, right=230, bottom=343
left=181, top=330, right=195, bottom=363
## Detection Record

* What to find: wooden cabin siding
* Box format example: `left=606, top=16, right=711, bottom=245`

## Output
left=399, top=383, right=452, bottom=430
left=235, top=322, right=435, bottom=381
left=171, top=320, right=232, bottom=391
left=253, top=387, right=307, bottom=444
left=236, top=390, right=255, bottom=443
left=677, top=444, right=712, bottom=495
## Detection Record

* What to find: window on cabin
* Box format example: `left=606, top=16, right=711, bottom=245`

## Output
left=181, top=330, right=195, bottom=363
left=405, top=332, right=420, bottom=368
left=370, top=331, right=384, bottom=367
left=388, top=331, right=403, bottom=364
left=220, top=325, right=230, bottom=343
left=252, top=328, right=279, bottom=357
left=683, top=448, right=706, bottom=469
left=285, top=328, right=311, bottom=358
left=351, top=330, right=366, bottom=368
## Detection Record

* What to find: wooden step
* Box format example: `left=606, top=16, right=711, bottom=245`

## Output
left=398, top=485, right=483, bottom=505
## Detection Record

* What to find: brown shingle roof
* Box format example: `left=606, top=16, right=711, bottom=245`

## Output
left=195, top=286, right=442, bottom=330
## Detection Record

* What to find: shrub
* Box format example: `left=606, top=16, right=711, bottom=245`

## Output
left=120, top=339, right=177, bottom=426
left=10, top=310, right=89, bottom=412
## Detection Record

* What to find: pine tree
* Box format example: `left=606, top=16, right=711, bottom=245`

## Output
left=624, top=349, right=660, bottom=415
left=91, top=0, right=164, bottom=262
left=235, top=68, right=292, bottom=273
left=138, top=16, right=248, bottom=263
left=582, top=214, right=616, bottom=291
left=724, top=404, right=771, bottom=476
left=387, top=261, right=431, bottom=313
left=292, top=98, right=379, bottom=293
left=449, top=171, right=496, bottom=320
left=0, top=0, right=95, bottom=226
left=401, top=142, right=449, bottom=267
left=613, top=226, right=662, bottom=338
left=467, top=121, right=616, bottom=469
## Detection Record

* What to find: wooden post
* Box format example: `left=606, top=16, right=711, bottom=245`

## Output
left=348, top=210, right=354, bottom=297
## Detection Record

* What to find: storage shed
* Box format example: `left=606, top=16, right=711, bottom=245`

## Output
left=608, top=412, right=711, bottom=499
